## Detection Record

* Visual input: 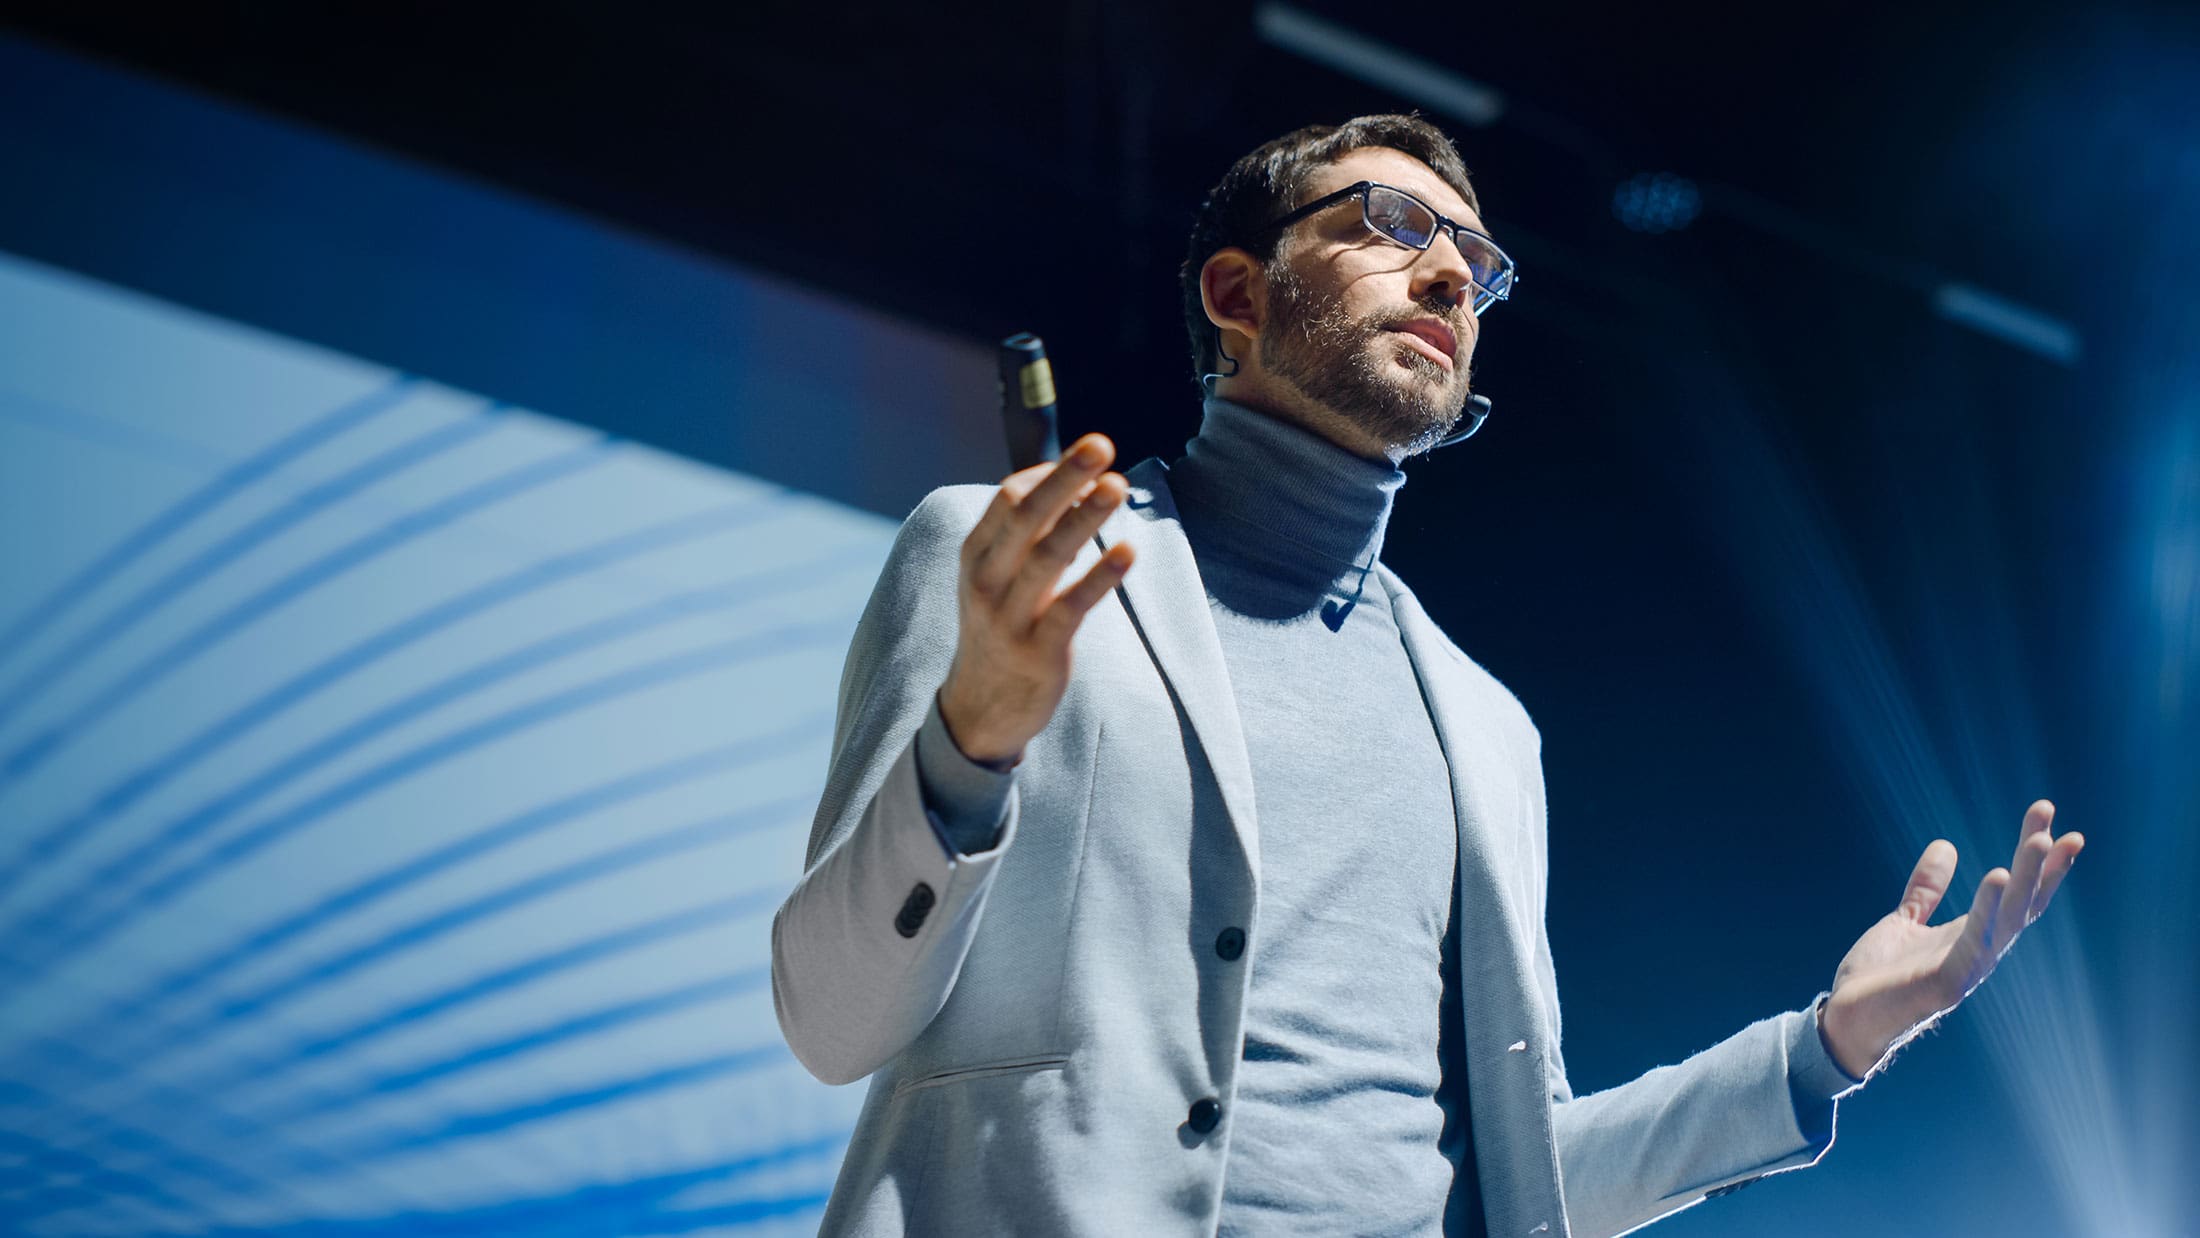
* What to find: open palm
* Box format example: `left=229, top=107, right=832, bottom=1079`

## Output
left=1821, top=800, right=2084, bottom=1079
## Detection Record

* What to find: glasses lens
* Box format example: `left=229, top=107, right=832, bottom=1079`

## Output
left=1453, top=232, right=1513, bottom=301
left=1364, top=186, right=1438, bottom=248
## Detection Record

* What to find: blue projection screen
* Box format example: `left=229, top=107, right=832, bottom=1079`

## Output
left=0, top=248, right=888, bottom=1235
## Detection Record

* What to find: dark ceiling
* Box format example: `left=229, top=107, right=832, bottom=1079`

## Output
left=12, top=0, right=2184, bottom=474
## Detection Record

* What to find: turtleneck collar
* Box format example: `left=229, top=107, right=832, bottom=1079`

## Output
left=1166, top=396, right=1406, bottom=609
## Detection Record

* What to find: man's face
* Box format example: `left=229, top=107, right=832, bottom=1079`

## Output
left=1257, top=146, right=1488, bottom=457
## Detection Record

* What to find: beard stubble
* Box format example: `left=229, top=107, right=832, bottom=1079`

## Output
left=1258, top=262, right=1473, bottom=457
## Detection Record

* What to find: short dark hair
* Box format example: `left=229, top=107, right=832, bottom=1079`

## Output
left=1178, top=114, right=1479, bottom=382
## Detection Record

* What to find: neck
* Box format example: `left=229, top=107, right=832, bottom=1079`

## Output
left=1168, top=395, right=1405, bottom=604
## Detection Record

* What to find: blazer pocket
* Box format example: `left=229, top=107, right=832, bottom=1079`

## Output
left=893, top=1054, right=1069, bottom=1099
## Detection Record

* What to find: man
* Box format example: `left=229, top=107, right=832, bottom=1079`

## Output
left=771, top=115, right=2084, bottom=1237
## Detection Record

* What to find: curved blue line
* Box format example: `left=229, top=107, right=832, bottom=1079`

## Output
left=7, top=881, right=790, bottom=1176
left=4, top=619, right=837, bottom=974
left=257, top=968, right=771, bottom=1125
left=626, top=1190, right=836, bottom=1233
left=0, top=494, right=801, bottom=897
left=113, top=885, right=789, bottom=1127
left=2, top=543, right=870, bottom=941
left=0, top=1067, right=341, bottom=1225
left=0, top=376, right=415, bottom=669
left=55, top=724, right=821, bottom=1051
left=48, top=1138, right=844, bottom=1236
left=0, top=1135, right=209, bottom=1234
left=0, top=391, right=479, bottom=743
left=2, top=607, right=848, bottom=970
left=0, top=1129, right=206, bottom=1215
left=335, top=1045, right=789, bottom=1161
left=0, top=428, right=612, bottom=785
left=191, top=822, right=797, bottom=1077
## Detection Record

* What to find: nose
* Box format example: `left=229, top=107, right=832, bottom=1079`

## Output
left=1409, top=228, right=1479, bottom=315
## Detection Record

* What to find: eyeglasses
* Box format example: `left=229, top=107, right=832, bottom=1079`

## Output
left=1262, top=180, right=1517, bottom=315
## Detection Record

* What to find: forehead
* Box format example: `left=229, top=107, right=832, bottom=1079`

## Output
left=1302, top=146, right=1483, bottom=231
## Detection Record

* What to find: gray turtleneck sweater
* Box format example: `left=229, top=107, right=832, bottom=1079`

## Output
left=917, top=397, right=1476, bottom=1235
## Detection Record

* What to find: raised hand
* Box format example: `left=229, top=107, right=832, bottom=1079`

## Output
left=935, top=433, right=1136, bottom=767
left=1819, top=800, right=2085, bottom=1079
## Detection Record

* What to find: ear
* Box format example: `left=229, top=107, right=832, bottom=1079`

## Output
left=1200, top=247, right=1266, bottom=353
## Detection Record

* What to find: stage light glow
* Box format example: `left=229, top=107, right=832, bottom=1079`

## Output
left=1255, top=3, right=1507, bottom=129
left=1613, top=173, right=1702, bottom=234
left=1645, top=308, right=2194, bottom=1236
left=1931, top=283, right=2081, bottom=365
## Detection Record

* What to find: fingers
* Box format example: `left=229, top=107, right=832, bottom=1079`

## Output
left=1965, top=866, right=2010, bottom=956
left=995, top=459, right=1061, bottom=505
left=1991, top=796, right=2071, bottom=948
left=2017, top=798, right=2055, bottom=847
left=1000, top=471, right=1128, bottom=624
left=1992, top=829, right=2054, bottom=949
left=2032, top=831, right=2084, bottom=921
left=1036, top=542, right=1136, bottom=641
left=965, top=435, right=1117, bottom=595
left=1897, top=839, right=1959, bottom=923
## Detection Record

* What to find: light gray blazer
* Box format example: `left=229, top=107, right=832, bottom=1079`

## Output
left=772, top=459, right=1853, bottom=1238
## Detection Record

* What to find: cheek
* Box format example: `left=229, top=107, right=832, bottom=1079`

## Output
left=1319, top=254, right=1407, bottom=310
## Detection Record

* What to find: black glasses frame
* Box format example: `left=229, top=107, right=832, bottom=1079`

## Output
left=1261, top=180, right=1517, bottom=314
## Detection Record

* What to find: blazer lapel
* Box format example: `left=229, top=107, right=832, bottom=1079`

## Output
left=1094, top=459, right=1261, bottom=880
left=1385, top=569, right=1568, bottom=1235
left=1384, top=572, right=1534, bottom=966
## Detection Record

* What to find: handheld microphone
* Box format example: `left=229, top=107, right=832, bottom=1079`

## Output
left=998, top=333, right=1061, bottom=471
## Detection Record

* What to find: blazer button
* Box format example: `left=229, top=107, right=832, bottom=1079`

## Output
left=894, top=882, right=936, bottom=939
left=1214, top=927, right=1246, bottom=961
left=1186, top=1097, right=1222, bottom=1134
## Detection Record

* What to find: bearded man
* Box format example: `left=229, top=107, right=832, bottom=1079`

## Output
left=770, top=114, right=2083, bottom=1237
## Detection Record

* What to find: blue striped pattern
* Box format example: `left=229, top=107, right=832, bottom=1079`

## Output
left=0, top=252, right=891, bottom=1234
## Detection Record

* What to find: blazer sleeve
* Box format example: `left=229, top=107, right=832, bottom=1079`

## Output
left=770, top=485, right=1021, bottom=1086
left=1527, top=741, right=1865, bottom=1238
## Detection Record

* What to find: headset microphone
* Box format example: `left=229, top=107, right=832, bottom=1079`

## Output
left=1433, top=393, right=1492, bottom=449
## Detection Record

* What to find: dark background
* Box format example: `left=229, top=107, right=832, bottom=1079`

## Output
left=9, top=4, right=2196, bottom=1232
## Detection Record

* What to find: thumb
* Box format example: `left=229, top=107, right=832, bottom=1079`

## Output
left=1898, top=839, right=1960, bottom=923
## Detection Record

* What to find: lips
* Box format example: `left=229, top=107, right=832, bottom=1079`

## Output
left=1387, top=318, right=1458, bottom=370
